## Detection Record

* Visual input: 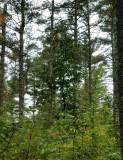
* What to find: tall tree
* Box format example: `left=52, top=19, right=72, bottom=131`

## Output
left=116, top=0, right=123, bottom=159
left=8, top=0, right=38, bottom=117
left=112, top=0, right=119, bottom=129
left=0, top=4, right=7, bottom=115
left=19, top=0, right=25, bottom=117
left=48, top=0, right=55, bottom=127
left=86, top=0, right=93, bottom=127
left=96, top=0, right=119, bottom=129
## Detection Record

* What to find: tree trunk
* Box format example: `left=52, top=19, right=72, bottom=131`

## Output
left=61, top=83, right=66, bottom=111
left=116, top=0, right=123, bottom=159
left=49, top=0, right=54, bottom=127
left=112, top=3, right=119, bottom=129
left=86, top=0, right=94, bottom=128
left=74, top=0, right=77, bottom=49
left=0, top=4, right=7, bottom=115
left=19, top=0, right=25, bottom=117
left=73, top=0, right=78, bottom=115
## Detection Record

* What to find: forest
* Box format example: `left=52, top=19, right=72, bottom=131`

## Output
left=0, top=0, right=123, bottom=159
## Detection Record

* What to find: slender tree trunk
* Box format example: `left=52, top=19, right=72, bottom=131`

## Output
left=33, top=79, right=36, bottom=123
left=73, top=0, right=78, bottom=115
left=74, top=0, right=77, bottom=49
left=0, top=4, right=7, bottom=115
left=112, top=3, right=119, bottom=129
left=116, top=0, right=123, bottom=159
left=49, top=0, right=54, bottom=127
left=61, top=83, right=66, bottom=111
left=19, top=0, right=25, bottom=117
left=86, top=0, right=94, bottom=128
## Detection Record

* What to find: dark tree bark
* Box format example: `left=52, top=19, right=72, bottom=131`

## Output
left=0, top=4, right=7, bottom=115
left=74, top=0, right=78, bottom=49
left=19, top=0, right=25, bottom=117
left=61, top=82, right=66, bottom=111
left=112, top=3, right=119, bottom=129
left=116, top=0, right=123, bottom=159
left=73, top=0, right=78, bottom=114
left=49, top=0, right=55, bottom=127
left=86, top=0, right=94, bottom=128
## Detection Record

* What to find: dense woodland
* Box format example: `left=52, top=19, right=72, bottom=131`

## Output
left=0, top=0, right=123, bottom=159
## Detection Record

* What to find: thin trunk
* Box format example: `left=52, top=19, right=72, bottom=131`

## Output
left=87, top=0, right=94, bottom=128
left=74, top=0, right=77, bottom=49
left=61, top=83, right=66, bottom=111
left=116, top=0, right=123, bottom=159
left=86, top=0, right=94, bottom=128
left=73, top=0, right=78, bottom=115
left=19, top=0, right=25, bottom=117
left=49, top=0, right=54, bottom=127
left=0, top=4, right=7, bottom=115
left=112, top=3, right=119, bottom=129
left=72, top=129, right=76, bottom=156
left=33, top=79, right=36, bottom=123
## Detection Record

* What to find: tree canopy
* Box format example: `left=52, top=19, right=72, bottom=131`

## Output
left=0, top=0, right=122, bottom=159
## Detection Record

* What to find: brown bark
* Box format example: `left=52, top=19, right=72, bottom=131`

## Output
left=116, top=0, right=123, bottom=159
left=0, top=4, right=7, bottom=115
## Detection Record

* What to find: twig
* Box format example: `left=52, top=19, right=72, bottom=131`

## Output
left=0, top=124, right=15, bottom=154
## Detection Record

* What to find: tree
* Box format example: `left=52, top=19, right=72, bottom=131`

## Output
left=0, top=0, right=121, bottom=159
left=0, top=3, right=7, bottom=115
left=112, top=0, right=119, bottom=130
left=6, top=0, right=40, bottom=117
left=116, top=0, right=123, bottom=159
left=19, top=0, right=25, bottom=117
left=49, top=0, right=55, bottom=127
left=86, top=0, right=93, bottom=128
left=96, top=0, right=119, bottom=129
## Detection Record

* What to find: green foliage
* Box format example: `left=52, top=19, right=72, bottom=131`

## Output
left=0, top=110, right=121, bottom=160
left=0, top=0, right=121, bottom=159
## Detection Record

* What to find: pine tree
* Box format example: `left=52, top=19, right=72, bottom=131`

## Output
left=18, top=0, right=25, bottom=117
left=48, top=0, right=55, bottom=127
left=6, top=0, right=40, bottom=117
left=86, top=0, right=93, bottom=127
left=116, top=0, right=123, bottom=159
left=0, top=3, right=7, bottom=115
left=96, top=0, right=119, bottom=129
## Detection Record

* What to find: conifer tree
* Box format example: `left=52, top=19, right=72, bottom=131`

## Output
left=48, top=0, right=55, bottom=127
left=96, top=0, right=119, bottom=128
left=6, top=0, right=40, bottom=116
left=116, top=0, right=123, bottom=158
left=19, top=0, right=25, bottom=117
left=0, top=3, right=7, bottom=115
